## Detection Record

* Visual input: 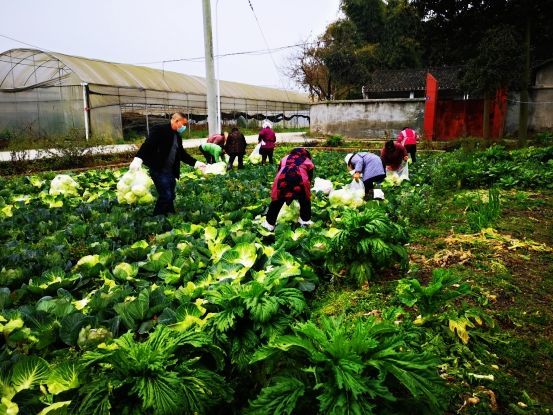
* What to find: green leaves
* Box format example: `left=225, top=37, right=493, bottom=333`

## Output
left=396, top=268, right=471, bottom=316
left=11, top=356, right=49, bottom=393
left=46, top=361, right=81, bottom=395
left=75, top=325, right=231, bottom=414
left=249, top=315, right=446, bottom=414
left=326, top=206, right=409, bottom=285
left=245, top=376, right=306, bottom=415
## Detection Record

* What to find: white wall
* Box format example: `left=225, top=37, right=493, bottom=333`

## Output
left=310, top=98, right=425, bottom=139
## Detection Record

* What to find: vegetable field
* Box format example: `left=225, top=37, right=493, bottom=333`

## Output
left=1, top=145, right=552, bottom=414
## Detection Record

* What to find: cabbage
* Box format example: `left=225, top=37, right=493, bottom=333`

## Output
left=1, top=204, right=13, bottom=218
left=77, top=325, right=112, bottom=348
left=328, top=188, right=364, bottom=207
left=113, top=262, right=138, bottom=281
left=221, top=242, right=257, bottom=268
left=202, top=162, right=227, bottom=175
left=49, top=174, right=80, bottom=197
left=117, top=169, right=155, bottom=205
left=385, top=172, right=402, bottom=186
left=249, top=153, right=262, bottom=165
left=277, top=200, right=300, bottom=222
left=138, top=193, right=155, bottom=204
left=131, top=184, right=148, bottom=197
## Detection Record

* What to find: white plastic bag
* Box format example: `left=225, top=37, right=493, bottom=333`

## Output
left=385, top=162, right=409, bottom=185
left=397, top=162, right=409, bottom=181
left=373, top=189, right=385, bottom=200
left=348, top=179, right=365, bottom=193
left=202, top=161, right=227, bottom=175
left=312, top=177, right=333, bottom=195
left=249, top=142, right=262, bottom=165
left=328, top=188, right=364, bottom=207
left=49, top=174, right=80, bottom=197
left=117, top=168, right=155, bottom=205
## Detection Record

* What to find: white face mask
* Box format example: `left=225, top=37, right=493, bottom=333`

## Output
left=349, top=169, right=356, bottom=176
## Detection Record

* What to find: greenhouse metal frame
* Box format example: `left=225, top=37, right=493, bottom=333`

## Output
left=0, top=48, right=310, bottom=141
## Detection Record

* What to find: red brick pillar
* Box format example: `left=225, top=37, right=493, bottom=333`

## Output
left=424, top=73, right=438, bottom=141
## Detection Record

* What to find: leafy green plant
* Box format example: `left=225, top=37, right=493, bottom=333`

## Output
left=396, top=269, right=497, bottom=376
left=466, top=187, right=501, bottom=231
left=206, top=276, right=307, bottom=370
left=396, top=268, right=471, bottom=316
left=248, top=314, right=446, bottom=414
left=0, top=355, right=82, bottom=414
left=324, top=134, right=344, bottom=147
left=76, top=325, right=231, bottom=415
left=326, top=206, right=409, bottom=285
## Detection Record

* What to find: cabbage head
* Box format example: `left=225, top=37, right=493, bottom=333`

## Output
left=117, top=169, right=154, bottom=205
left=277, top=200, right=300, bottom=222
left=49, top=174, right=80, bottom=197
left=202, top=162, right=227, bottom=175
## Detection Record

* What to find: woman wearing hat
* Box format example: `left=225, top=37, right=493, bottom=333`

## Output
left=258, top=120, right=277, bottom=165
left=345, top=152, right=386, bottom=200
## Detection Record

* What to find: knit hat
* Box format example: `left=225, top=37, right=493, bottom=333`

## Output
left=344, top=153, right=354, bottom=165
left=262, top=120, right=273, bottom=129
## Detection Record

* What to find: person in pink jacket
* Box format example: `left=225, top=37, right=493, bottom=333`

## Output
left=258, top=120, right=277, bottom=164
left=396, top=127, right=418, bottom=162
left=261, top=148, right=314, bottom=231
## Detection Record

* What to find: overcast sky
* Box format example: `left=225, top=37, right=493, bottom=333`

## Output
left=0, top=0, right=342, bottom=91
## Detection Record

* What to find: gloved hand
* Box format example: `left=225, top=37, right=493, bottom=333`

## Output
left=129, top=157, right=143, bottom=171
left=194, top=161, right=206, bottom=169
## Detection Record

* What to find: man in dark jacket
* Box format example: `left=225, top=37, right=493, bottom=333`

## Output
left=129, top=113, right=205, bottom=215
left=225, top=127, right=247, bottom=169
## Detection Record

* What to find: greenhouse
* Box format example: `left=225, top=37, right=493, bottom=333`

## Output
left=0, top=48, right=310, bottom=140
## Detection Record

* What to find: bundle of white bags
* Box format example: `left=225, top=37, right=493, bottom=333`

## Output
left=117, top=169, right=155, bottom=205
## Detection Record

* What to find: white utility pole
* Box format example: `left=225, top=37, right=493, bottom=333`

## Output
left=202, top=0, right=219, bottom=136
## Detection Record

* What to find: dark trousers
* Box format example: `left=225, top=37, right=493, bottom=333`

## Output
left=227, top=153, right=244, bottom=169
left=363, top=174, right=386, bottom=200
left=199, top=145, right=215, bottom=164
left=260, top=148, right=274, bottom=164
left=405, top=144, right=416, bottom=163
left=266, top=194, right=311, bottom=226
left=150, top=171, right=176, bottom=215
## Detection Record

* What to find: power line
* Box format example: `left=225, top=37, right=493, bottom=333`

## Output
left=1, top=31, right=317, bottom=68
left=134, top=42, right=316, bottom=65
left=245, top=0, right=290, bottom=100
left=0, top=33, right=51, bottom=52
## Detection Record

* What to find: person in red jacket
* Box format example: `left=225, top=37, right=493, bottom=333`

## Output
left=396, top=127, right=418, bottom=162
left=207, top=131, right=226, bottom=147
left=258, top=120, right=276, bottom=165
left=261, top=148, right=314, bottom=231
left=381, top=140, right=408, bottom=171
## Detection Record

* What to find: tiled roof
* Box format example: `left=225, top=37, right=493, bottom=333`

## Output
left=363, top=66, right=463, bottom=92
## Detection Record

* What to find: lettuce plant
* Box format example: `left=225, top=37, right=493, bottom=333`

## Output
left=326, top=206, right=409, bottom=285
left=248, top=315, right=446, bottom=415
